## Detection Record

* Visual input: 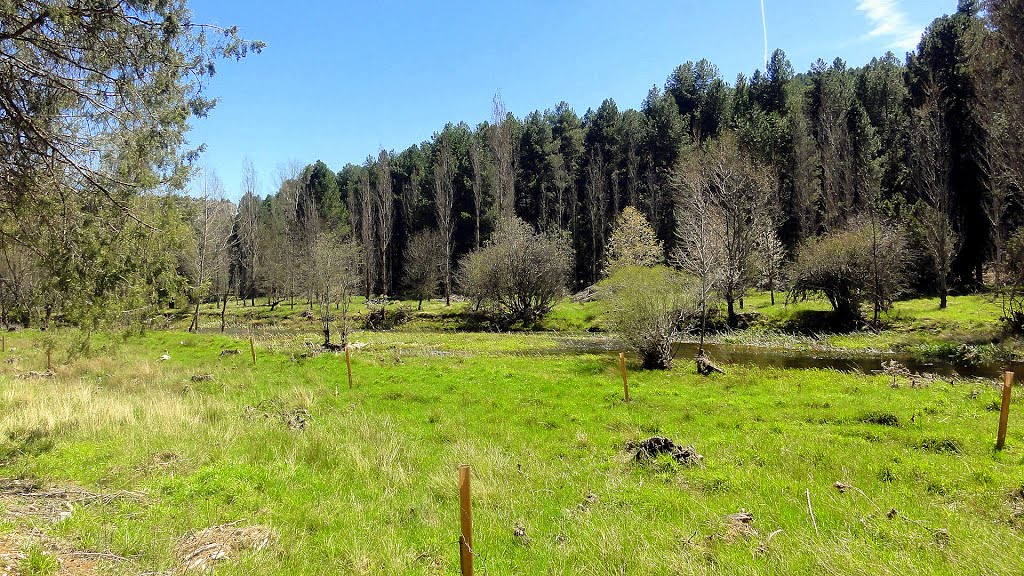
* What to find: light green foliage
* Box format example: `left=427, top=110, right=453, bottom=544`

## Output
left=19, top=544, right=58, bottom=576
left=0, top=328, right=1022, bottom=574
left=603, top=265, right=693, bottom=369
left=603, top=207, right=664, bottom=275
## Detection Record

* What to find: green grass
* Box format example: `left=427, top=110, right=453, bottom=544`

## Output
left=20, top=543, right=59, bottom=576
left=715, top=292, right=1022, bottom=361
left=186, top=295, right=605, bottom=335
left=185, top=290, right=1020, bottom=363
left=1, top=328, right=1023, bottom=574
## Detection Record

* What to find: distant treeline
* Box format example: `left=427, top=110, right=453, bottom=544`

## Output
left=235, top=1, right=1014, bottom=299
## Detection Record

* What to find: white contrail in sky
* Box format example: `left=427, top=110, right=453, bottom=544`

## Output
left=761, top=0, right=768, bottom=70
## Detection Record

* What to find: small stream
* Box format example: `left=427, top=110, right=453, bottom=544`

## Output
left=552, top=337, right=1019, bottom=379
left=201, top=324, right=1018, bottom=379
left=668, top=342, right=1019, bottom=379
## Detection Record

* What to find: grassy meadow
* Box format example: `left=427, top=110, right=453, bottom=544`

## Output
left=0, top=324, right=1023, bottom=574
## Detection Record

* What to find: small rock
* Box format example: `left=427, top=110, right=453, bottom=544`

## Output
left=834, top=481, right=850, bottom=493
left=158, top=354, right=170, bottom=362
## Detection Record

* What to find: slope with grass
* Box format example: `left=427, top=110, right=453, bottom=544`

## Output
left=0, top=329, right=1022, bottom=574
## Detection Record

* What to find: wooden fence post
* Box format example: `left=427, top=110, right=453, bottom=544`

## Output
left=458, top=464, right=473, bottom=576
left=249, top=334, right=257, bottom=366
left=997, top=371, right=1014, bottom=450
left=344, top=344, right=354, bottom=390
left=46, top=347, right=52, bottom=371
left=619, top=352, right=630, bottom=402
left=1, top=334, right=5, bottom=353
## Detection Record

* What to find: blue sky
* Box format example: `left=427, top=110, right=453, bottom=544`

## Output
left=186, top=0, right=957, bottom=199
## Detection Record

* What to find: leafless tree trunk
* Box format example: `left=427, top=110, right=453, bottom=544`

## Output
left=625, top=140, right=640, bottom=208
left=816, top=86, right=855, bottom=231
left=644, top=168, right=660, bottom=234
left=552, top=157, right=570, bottom=231
left=790, top=111, right=821, bottom=240
left=973, top=44, right=1018, bottom=286
left=359, top=165, right=377, bottom=301
left=434, top=132, right=456, bottom=306
left=188, top=171, right=233, bottom=333
left=489, top=94, right=517, bottom=222
left=311, top=232, right=359, bottom=348
left=469, top=134, right=485, bottom=248
left=374, top=149, right=395, bottom=296
left=755, top=226, right=785, bottom=306
left=913, top=82, right=958, bottom=309
left=238, top=158, right=262, bottom=306
left=585, top=149, right=607, bottom=283
left=673, top=136, right=774, bottom=328
left=673, top=172, right=723, bottom=353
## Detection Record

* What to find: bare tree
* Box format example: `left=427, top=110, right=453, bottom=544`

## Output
left=0, top=240, right=44, bottom=328
left=489, top=94, right=517, bottom=221
left=755, top=226, right=785, bottom=306
left=359, top=164, right=377, bottom=300
left=552, top=154, right=571, bottom=231
left=311, top=231, right=360, bottom=348
left=374, top=149, right=395, bottom=296
left=469, top=134, right=486, bottom=248
left=403, top=229, right=444, bottom=309
left=237, top=158, right=262, bottom=305
left=434, top=132, right=456, bottom=305
left=185, top=171, right=233, bottom=333
left=912, top=82, right=958, bottom=309
left=973, top=39, right=1018, bottom=284
left=270, top=161, right=307, bottom=309
left=814, top=72, right=856, bottom=231
left=457, top=217, right=571, bottom=323
left=789, top=109, right=822, bottom=241
left=790, top=217, right=906, bottom=327
left=673, top=136, right=774, bottom=328
left=673, top=163, right=724, bottom=351
left=585, top=149, right=608, bottom=283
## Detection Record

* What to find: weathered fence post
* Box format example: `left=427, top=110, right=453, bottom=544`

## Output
left=1, top=334, right=5, bottom=353
left=249, top=334, right=257, bottom=366
left=619, top=352, right=630, bottom=402
left=344, top=344, right=353, bottom=390
left=458, top=464, right=473, bottom=576
left=46, top=346, right=52, bottom=371
left=997, top=371, right=1014, bottom=450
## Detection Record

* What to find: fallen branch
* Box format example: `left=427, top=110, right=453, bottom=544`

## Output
left=806, top=488, right=818, bottom=534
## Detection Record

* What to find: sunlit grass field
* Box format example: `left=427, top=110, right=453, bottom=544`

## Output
left=1, top=329, right=1023, bottom=574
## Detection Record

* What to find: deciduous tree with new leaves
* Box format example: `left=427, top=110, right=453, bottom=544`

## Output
left=603, top=207, right=664, bottom=275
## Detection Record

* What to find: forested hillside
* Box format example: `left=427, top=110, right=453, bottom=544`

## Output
left=2, top=0, right=1022, bottom=331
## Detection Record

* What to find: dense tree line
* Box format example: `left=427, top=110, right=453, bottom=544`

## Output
left=216, top=2, right=1009, bottom=308
left=3, top=1, right=1024, bottom=333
